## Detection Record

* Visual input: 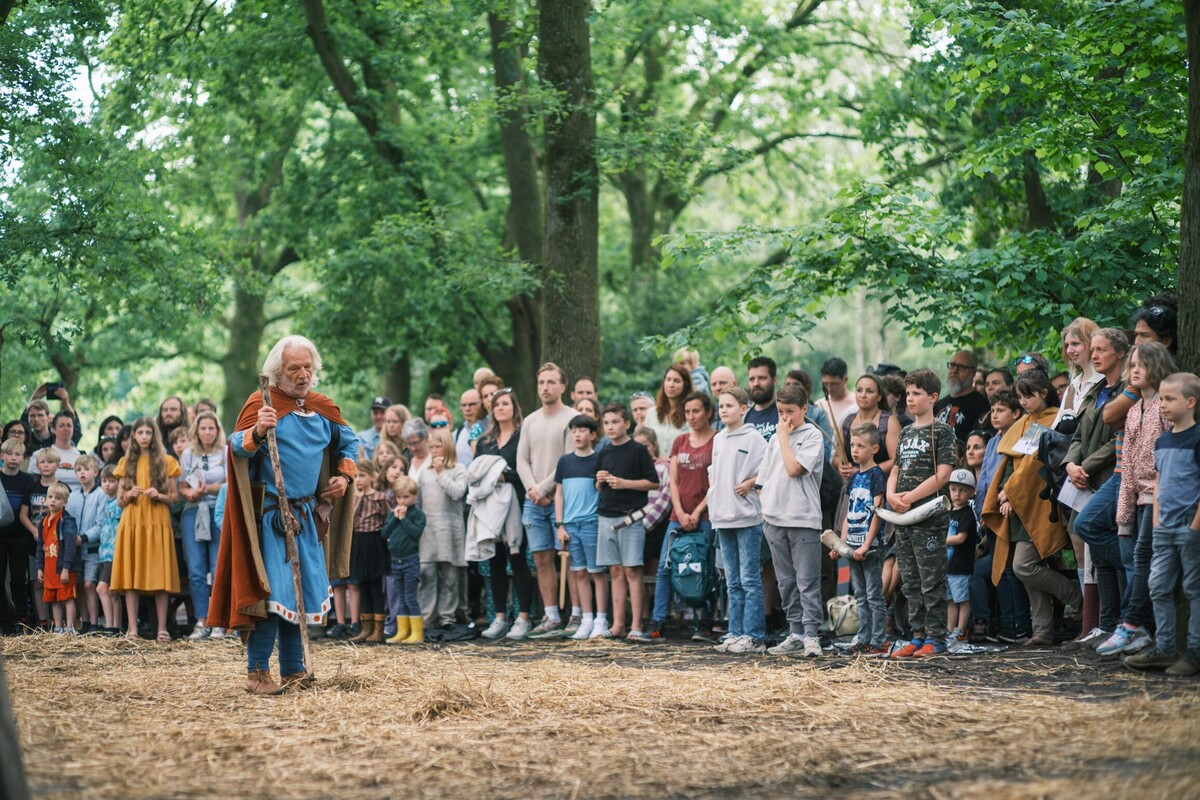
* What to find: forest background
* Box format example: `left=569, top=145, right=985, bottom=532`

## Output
left=2, top=0, right=1197, bottom=434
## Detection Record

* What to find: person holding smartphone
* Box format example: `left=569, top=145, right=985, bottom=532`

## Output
left=22, top=383, right=81, bottom=451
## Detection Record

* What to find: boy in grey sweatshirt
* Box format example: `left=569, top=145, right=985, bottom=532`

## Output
left=758, top=384, right=825, bottom=658
left=707, top=387, right=768, bottom=653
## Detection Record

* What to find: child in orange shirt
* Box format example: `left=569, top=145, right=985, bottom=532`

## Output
left=36, top=482, right=81, bottom=633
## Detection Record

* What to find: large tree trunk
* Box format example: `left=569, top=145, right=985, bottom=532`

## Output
left=221, top=285, right=266, bottom=431
left=487, top=8, right=544, bottom=409
left=384, top=353, right=412, bottom=409
left=1180, top=0, right=1200, bottom=374
left=538, top=0, right=600, bottom=383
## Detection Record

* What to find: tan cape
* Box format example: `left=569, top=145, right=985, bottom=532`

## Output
left=980, top=407, right=1067, bottom=586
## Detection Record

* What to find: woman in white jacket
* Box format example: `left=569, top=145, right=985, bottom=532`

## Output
left=707, top=387, right=769, bottom=654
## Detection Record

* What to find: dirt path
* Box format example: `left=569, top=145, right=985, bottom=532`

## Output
left=3, top=634, right=1198, bottom=799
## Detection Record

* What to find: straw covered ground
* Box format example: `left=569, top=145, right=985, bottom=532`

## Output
left=4, top=633, right=1199, bottom=799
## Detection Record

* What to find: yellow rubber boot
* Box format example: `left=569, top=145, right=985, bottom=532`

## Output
left=402, top=616, right=424, bottom=644
left=385, top=616, right=411, bottom=645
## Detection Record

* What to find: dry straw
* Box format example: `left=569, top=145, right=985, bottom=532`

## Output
left=3, top=632, right=1198, bottom=799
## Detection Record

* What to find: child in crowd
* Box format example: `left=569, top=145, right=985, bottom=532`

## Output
left=554, top=415, right=608, bottom=639
left=418, top=428, right=468, bottom=630
left=1, top=439, right=33, bottom=633
left=348, top=460, right=392, bottom=644
left=384, top=476, right=427, bottom=644
left=1126, top=372, right=1200, bottom=675
left=1095, top=342, right=1178, bottom=657
left=94, top=465, right=123, bottom=634
left=36, top=483, right=80, bottom=633
left=832, top=423, right=887, bottom=655
left=67, top=454, right=104, bottom=633
left=21, top=447, right=60, bottom=628
left=982, top=369, right=1077, bottom=649
left=888, top=368, right=957, bottom=658
left=111, top=416, right=181, bottom=642
left=971, top=391, right=1030, bottom=642
left=375, top=454, right=410, bottom=638
left=760, top=384, right=825, bottom=658
left=945, top=469, right=978, bottom=647
left=708, top=388, right=768, bottom=654
left=632, top=426, right=671, bottom=636
left=596, top=404, right=660, bottom=642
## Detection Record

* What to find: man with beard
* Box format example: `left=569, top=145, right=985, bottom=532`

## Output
left=935, top=350, right=990, bottom=444
left=744, top=357, right=780, bottom=441
left=208, top=335, right=358, bottom=694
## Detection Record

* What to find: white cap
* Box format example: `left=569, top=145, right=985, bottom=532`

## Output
left=948, top=468, right=976, bottom=489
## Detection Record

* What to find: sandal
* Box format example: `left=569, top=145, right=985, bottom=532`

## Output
left=156, top=630, right=171, bottom=643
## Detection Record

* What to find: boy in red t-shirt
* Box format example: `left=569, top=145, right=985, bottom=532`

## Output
left=36, top=482, right=80, bottom=633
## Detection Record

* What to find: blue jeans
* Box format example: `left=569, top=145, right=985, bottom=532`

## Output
left=653, top=521, right=714, bottom=622
left=387, top=556, right=421, bottom=616
left=246, top=614, right=304, bottom=675
left=717, top=525, right=765, bottom=640
left=182, top=505, right=221, bottom=621
left=848, top=548, right=886, bottom=647
left=1122, top=504, right=1156, bottom=629
left=1074, top=474, right=1124, bottom=630
left=1147, top=525, right=1200, bottom=659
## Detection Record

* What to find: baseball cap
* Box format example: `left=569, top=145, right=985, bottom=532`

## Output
left=370, top=396, right=392, bottom=410
left=948, top=468, right=976, bottom=489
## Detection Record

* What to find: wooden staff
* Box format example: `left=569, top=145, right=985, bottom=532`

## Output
left=558, top=549, right=570, bottom=610
left=258, top=375, right=315, bottom=679
left=823, top=389, right=846, bottom=465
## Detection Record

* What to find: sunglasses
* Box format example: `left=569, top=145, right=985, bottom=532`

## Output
left=630, top=391, right=650, bottom=400
left=201, top=454, right=210, bottom=470
left=1013, top=354, right=1037, bottom=366
left=1145, top=305, right=1168, bottom=318
left=429, top=420, right=449, bottom=428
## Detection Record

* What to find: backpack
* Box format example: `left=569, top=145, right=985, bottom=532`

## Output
left=668, top=530, right=718, bottom=608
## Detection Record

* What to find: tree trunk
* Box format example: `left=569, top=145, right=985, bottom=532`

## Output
left=384, top=352, right=412, bottom=409
left=221, top=285, right=267, bottom=431
left=538, top=0, right=600, bottom=383
left=1180, top=0, right=1200, bottom=374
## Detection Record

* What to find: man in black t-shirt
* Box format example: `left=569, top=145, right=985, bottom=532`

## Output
left=935, top=350, right=990, bottom=444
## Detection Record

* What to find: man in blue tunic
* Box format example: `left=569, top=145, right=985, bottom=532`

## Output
left=209, top=336, right=358, bottom=695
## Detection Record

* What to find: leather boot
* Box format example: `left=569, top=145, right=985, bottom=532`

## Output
left=385, top=616, right=410, bottom=645
left=245, top=669, right=283, bottom=695
left=280, top=672, right=316, bottom=691
left=366, top=614, right=385, bottom=644
left=402, top=616, right=424, bottom=644
left=349, top=618, right=372, bottom=644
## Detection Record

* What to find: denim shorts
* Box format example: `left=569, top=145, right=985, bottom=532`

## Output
left=81, top=546, right=100, bottom=583
left=946, top=573, right=970, bottom=603
left=522, top=500, right=557, bottom=553
left=597, top=514, right=644, bottom=568
left=564, top=519, right=603, bottom=573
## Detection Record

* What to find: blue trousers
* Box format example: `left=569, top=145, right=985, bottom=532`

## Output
left=653, top=521, right=714, bottom=622
left=246, top=614, right=304, bottom=675
left=717, top=525, right=765, bottom=640
left=182, top=505, right=220, bottom=621
left=1073, top=474, right=1124, bottom=630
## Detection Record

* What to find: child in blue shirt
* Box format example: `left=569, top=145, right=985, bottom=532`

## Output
left=94, top=465, right=124, bottom=635
left=831, top=423, right=887, bottom=655
left=555, top=415, right=605, bottom=640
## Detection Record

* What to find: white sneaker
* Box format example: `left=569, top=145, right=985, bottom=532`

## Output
left=767, top=633, right=806, bottom=655
left=482, top=618, right=511, bottom=639
left=188, top=625, right=211, bottom=641
left=714, top=635, right=740, bottom=653
left=209, top=627, right=225, bottom=640
left=803, top=636, right=822, bottom=658
left=727, top=636, right=767, bottom=654
left=588, top=622, right=612, bottom=640
left=571, top=619, right=595, bottom=640
left=506, top=618, right=533, bottom=640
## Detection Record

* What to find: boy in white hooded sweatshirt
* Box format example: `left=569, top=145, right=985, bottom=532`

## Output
left=707, top=388, right=769, bottom=654
left=759, top=384, right=825, bottom=658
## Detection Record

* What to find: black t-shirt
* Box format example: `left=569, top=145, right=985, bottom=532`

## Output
left=476, top=430, right=526, bottom=500
left=21, top=478, right=52, bottom=538
left=947, top=506, right=978, bottom=575
left=1, top=470, right=33, bottom=538
left=935, top=391, right=990, bottom=444
left=744, top=405, right=779, bottom=442
left=595, top=439, right=659, bottom=517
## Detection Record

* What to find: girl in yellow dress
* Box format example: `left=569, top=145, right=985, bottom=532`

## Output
left=110, top=416, right=181, bottom=641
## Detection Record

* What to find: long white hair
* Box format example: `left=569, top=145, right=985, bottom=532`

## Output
left=262, top=335, right=323, bottom=388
